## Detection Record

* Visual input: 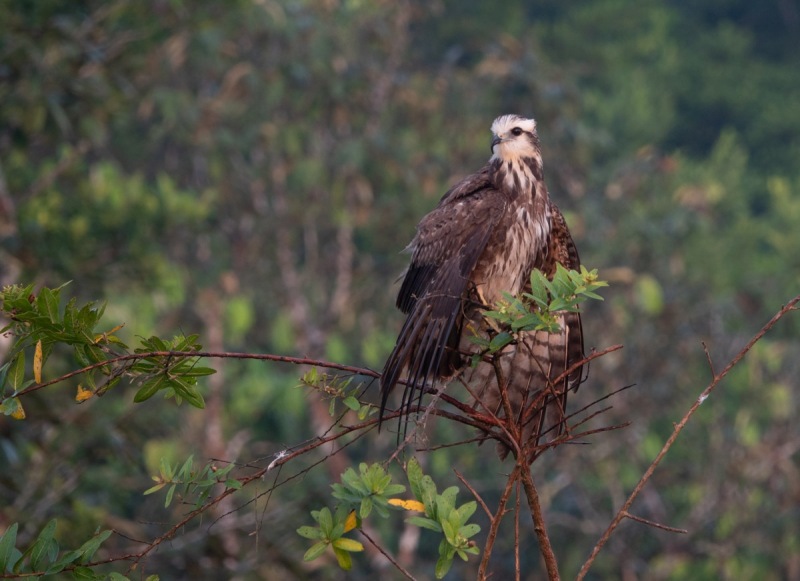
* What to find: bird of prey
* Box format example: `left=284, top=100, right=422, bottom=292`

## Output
left=380, top=114, right=585, bottom=458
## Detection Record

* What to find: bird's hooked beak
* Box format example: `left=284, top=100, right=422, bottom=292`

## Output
left=490, top=134, right=502, bottom=153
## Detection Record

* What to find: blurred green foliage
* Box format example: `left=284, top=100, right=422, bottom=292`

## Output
left=1, top=0, right=799, bottom=578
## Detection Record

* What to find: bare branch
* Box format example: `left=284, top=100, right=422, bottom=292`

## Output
left=622, top=511, right=688, bottom=534
left=454, top=468, right=493, bottom=520
left=576, top=295, right=800, bottom=580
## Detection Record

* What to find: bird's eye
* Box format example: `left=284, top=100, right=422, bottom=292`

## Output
left=511, top=127, right=523, bottom=136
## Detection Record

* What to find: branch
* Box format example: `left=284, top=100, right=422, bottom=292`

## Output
left=478, top=465, right=520, bottom=580
left=10, top=350, right=379, bottom=399
left=519, top=465, right=560, bottom=580
left=576, top=295, right=800, bottom=580
left=622, top=511, right=687, bottom=534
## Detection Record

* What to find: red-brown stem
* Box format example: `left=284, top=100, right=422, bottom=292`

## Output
left=520, top=464, right=560, bottom=580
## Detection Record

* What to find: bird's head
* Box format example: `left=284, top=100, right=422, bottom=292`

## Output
left=489, top=114, right=540, bottom=163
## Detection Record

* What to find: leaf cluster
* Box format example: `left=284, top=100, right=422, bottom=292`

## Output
left=0, top=283, right=117, bottom=412
left=131, top=335, right=215, bottom=408
left=144, top=455, right=242, bottom=509
left=403, top=458, right=481, bottom=579
left=0, top=520, right=154, bottom=581
left=471, top=266, right=607, bottom=356
left=298, top=458, right=480, bottom=578
left=332, top=463, right=407, bottom=519
left=297, top=507, right=364, bottom=571
left=0, top=284, right=215, bottom=415
left=300, top=367, right=375, bottom=421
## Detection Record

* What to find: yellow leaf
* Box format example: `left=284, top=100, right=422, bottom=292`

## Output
left=343, top=510, right=358, bottom=533
left=11, top=399, right=25, bottom=420
left=94, top=323, right=125, bottom=344
left=388, top=498, right=425, bottom=512
left=33, top=339, right=43, bottom=384
left=75, top=384, right=94, bottom=402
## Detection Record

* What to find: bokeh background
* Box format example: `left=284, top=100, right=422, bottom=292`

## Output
left=1, top=0, right=799, bottom=579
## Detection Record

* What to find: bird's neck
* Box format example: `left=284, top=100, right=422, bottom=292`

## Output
left=490, top=155, right=546, bottom=202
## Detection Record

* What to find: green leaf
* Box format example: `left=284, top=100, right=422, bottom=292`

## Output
left=225, top=479, right=242, bottom=490
left=85, top=345, right=105, bottom=365
left=406, top=458, right=422, bottom=497
left=72, top=565, right=102, bottom=580
left=359, top=496, right=373, bottom=519
left=435, top=553, right=454, bottom=579
left=177, top=455, right=194, bottom=480
left=406, top=516, right=442, bottom=532
left=333, top=546, right=352, bottom=570
left=45, top=549, right=82, bottom=574
left=0, top=523, right=19, bottom=572
left=26, top=519, right=58, bottom=570
left=488, top=332, right=513, bottom=352
left=511, top=313, right=541, bottom=331
left=383, top=483, right=406, bottom=496
left=165, top=484, right=176, bottom=507
left=441, top=519, right=457, bottom=544
left=181, top=367, right=216, bottom=377
left=8, top=353, right=25, bottom=391
left=37, top=287, right=60, bottom=324
left=341, top=468, right=369, bottom=496
left=419, top=476, right=437, bottom=510
left=77, top=530, right=112, bottom=564
left=160, top=457, right=175, bottom=480
left=459, top=523, right=481, bottom=539
left=466, top=335, right=490, bottom=348
left=438, top=487, right=458, bottom=515
left=170, top=378, right=205, bottom=408
left=134, top=375, right=167, bottom=403
left=342, top=396, right=360, bottom=411
left=146, top=336, right=168, bottom=352
left=296, top=526, right=322, bottom=540
left=457, top=501, right=477, bottom=524
left=73, top=345, right=91, bottom=367
left=303, top=541, right=328, bottom=562
left=316, top=508, right=333, bottom=534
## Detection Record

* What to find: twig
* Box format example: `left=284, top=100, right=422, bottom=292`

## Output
left=701, top=341, right=716, bottom=377
left=478, top=464, right=520, bottom=580
left=9, top=350, right=379, bottom=400
left=622, top=511, right=687, bottom=534
left=360, top=528, right=417, bottom=581
left=576, top=295, right=800, bottom=580
left=454, top=468, right=493, bottom=519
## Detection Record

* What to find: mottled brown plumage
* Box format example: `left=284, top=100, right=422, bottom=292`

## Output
left=380, top=115, right=585, bottom=458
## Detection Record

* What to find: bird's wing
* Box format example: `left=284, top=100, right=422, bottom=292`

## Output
left=381, top=167, right=505, bottom=423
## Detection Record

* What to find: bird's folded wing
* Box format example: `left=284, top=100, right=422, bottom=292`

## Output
left=381, top=171, right=505, bottom=422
